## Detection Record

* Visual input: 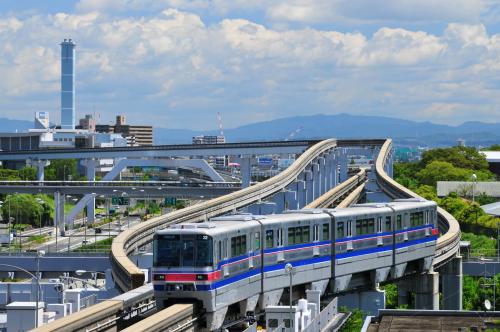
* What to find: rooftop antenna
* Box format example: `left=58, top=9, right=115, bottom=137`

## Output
left=216, top=112, right=224, bottom=136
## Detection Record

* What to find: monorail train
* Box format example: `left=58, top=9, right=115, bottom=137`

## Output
left=152, top=198, right=438, bottom=330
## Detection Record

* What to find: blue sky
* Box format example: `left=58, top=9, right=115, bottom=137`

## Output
left=1, top=0, right=500, bottom=129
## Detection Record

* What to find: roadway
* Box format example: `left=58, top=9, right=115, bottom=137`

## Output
left=0, top=180, right=240, bottom=197
left=0, top=140, right=320, bottom=161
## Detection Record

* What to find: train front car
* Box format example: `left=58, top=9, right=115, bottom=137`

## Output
left=152, top=217, right=262, bottom=331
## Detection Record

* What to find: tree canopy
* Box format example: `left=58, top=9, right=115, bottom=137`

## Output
left=420, top=146, right=490, bottom=171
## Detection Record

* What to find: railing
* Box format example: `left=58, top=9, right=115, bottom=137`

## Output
left=375, top=139, right=461, bottom=268
left=0, top=180, right=241, bottom=188
left=80, top=294, right=98, bottom=310
left=303, top=298, right=338, bottom=332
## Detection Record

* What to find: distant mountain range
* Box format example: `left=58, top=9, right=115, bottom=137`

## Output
left=154, top=114, right=500, bottom=147
left=1, top=114, right=499, bottom=147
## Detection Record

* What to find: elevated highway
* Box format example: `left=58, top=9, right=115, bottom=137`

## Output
left=0, top=140, right=319, bottom=161
left=33, top=138, right=462, bottom=332
left=0, top=180, right=240, bottom=198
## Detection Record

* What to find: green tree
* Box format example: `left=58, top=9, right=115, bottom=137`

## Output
left=1, top=194, right=52, bottom=227
left=483, top=144, right=500, bottom=151
left=416, top=161, right=492, bottom=187
left=45, top=159, right=79, bottom=181
left=414, top=185, right=439, bottom=202
left=420, top=146, right=490, bottom=171
left=19, top=167, right=36, bottom=180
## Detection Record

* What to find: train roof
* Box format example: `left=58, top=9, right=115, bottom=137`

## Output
left=155, top=199, right=436, bottom=236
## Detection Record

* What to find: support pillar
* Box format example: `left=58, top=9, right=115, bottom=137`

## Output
left=337, top=288, right=385, bottom=316
left=81, top=159, right=98, bottom=224
left=318, top=157, right=326, bottom=195
left=325, top=152, right=334, bottom=190
left=273, top=192, right=285, bottom=214
left=27, top=159, right=50, bottom=182
left=304, top=170, right=314, bottom=204
left=54, top=191, right=65, bottom=237
left=338, top=149, right=348, bottom=183
left=413, top=270, right=440, bottom=310
left=312, top=163, right=320, bottom=200
left=440, top=256, right=463, bottom=310
left=240, top=157, right=251, bottom=188
left=296, top=180, right=306, bottom=209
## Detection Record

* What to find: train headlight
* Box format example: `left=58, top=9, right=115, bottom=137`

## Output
left=175, top=284, right=182, bottom=291
left=196, top=274, right=208, bottom=281
left=153, top=274, right=166, bottom=281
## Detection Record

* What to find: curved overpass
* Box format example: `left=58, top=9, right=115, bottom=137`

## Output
left=111, top=139, right=341, bottom=291
left=375, top=139, right=461, bottom=268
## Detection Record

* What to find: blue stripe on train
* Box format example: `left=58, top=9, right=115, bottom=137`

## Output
left=160, top=235, right=437, bottom=291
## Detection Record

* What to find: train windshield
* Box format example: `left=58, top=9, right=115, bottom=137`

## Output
left=154, top=234, right=213, bottom=268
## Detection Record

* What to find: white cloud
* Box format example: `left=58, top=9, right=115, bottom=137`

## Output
left=1, top=6, right=500, bottom=127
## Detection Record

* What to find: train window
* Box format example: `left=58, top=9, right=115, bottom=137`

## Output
left=323, top=224, right=330, bottom=240
left=396, top=215, right=402, bottom=229
left=336, top=222, right=344, bottom=238
left=313, top=224, right=319, bottom=242
left=347, top=221, right=353, bottom=237
left=385, top=216, right=392, bottom=231
left=254, top=232, right=260, bottom=250
left=303, top=226, right=310, bottom=243
left=182, top=235, right=195, bottom=267
left=377, top=217, right=382, bottom=233
left=356, top=220, right=363, bottom=235
left=153, top=234, right=181, bottom=267
left=268, top=319, right=278, bottom=328
left=266, top=230, right=274, bottom=248
left=367, top=218, right=375, bottom=233
left=288, top=226, right=310, bottom=245
left=410, top=212, right=424, bottom=227
left=288, top=227, right=296, bottom=245
left=231, top=235, right=247, bottom=257
left=195, top=234, right=213, bottom=267
left=425, top=211, right=429, bottom=224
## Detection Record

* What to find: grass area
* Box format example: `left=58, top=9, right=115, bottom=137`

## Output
left=72, top=237, right=113, bottom=252
left=28, top=234, right=49, bottom=244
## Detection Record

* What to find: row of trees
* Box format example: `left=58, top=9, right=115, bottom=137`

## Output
left=0, top=194, right=53, bottom=228
left=0, top=159, right=82, bottom=181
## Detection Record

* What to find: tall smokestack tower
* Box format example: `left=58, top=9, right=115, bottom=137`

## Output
left=60, top=39, right=76, bottom=129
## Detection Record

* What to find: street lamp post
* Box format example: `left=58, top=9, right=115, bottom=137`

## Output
left=0, top=259, right=44, bottom=328
left=471, top=173, right=477, bottom=203
left=36, top=198, right=45, bottom=237
left=285, top=263, right=294, bottom=331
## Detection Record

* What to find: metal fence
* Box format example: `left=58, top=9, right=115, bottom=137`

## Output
left=80, top=294, right=97, bottom=310
left=303, top=298, right=338, bottom=332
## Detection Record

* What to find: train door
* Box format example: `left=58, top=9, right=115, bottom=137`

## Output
left=376, top=215, right=383, bottom=246
left=277, top=228, right=284, bottom=262
left=403, top=212, right=409, bottom=241
left=223, top=238, right=229, bottom=277
left=346, top=220, right=353, bottom=251
left=313, top=223, right=320, bottom=256
left=424, top=210, right=431, bottom=236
